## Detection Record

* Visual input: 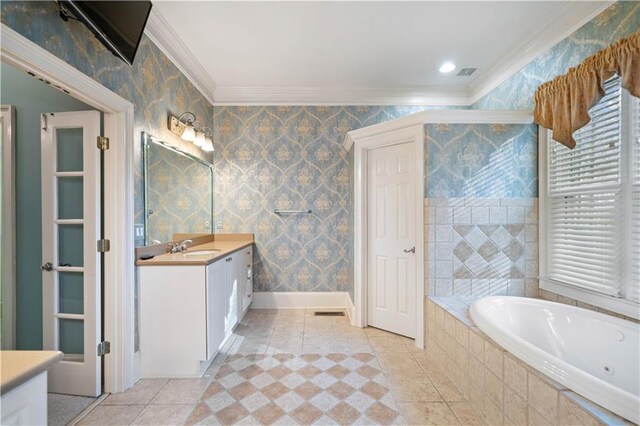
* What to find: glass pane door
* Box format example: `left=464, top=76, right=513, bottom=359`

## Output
left=41, top=110, right=101, bottom=397
left=55, top=127, right=85, bottom=362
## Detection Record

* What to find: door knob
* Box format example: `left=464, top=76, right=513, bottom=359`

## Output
left=41, top=262, right=54, bottom=271
left=403, top=247, right=415, bottom=254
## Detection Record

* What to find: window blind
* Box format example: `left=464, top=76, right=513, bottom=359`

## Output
left=547, top=76, right=624, bottom=296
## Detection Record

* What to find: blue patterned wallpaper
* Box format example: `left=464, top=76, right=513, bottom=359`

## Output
left=144, top=136, right=213, bottom=244
left=214, top=106, right=432, bottom=293
left=473, top=1, right=640, bottom=109
left=0, top=1, right=214, bottom=241
left=426, top=124, right=538, bottom=198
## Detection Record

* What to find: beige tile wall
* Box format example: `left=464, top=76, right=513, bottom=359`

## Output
left=425, top=198, right=539, bottom=297
left=425, top=298, right=633, bottom=426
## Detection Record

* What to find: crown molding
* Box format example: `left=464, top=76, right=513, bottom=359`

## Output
left=467, top=1, right=614, bottom=105
left=343, top=109, right=533, bottom=151
left=144, top=7, right=216, bottom=105
left=213, top=86, right=472, bottom=106
left=145, top=2, right=612, bottom=107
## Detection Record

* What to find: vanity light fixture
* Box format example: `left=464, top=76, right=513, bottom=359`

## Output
left=168, top=111, right=197, bottom=141
left=168, top=112, right=214, bottom=152
left=439, top=62, right=456, bottom=73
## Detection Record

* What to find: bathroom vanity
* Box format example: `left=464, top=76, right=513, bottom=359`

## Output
left=137, top=234, right=253, bottom=378
left=0, top=351, right=63, bottom=425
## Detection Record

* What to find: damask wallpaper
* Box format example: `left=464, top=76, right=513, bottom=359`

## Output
left=426, top=124, right=537, bottom=198
left=473, top=1, right=640, bottom=109
left=144, top=137, right=213, bottom=244
left=0, top=1, right=214, bottom=244
left=213, top=106, right=432, bottom=294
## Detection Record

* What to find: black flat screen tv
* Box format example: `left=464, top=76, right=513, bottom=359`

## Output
left=58, top=1, right=152, bottom=66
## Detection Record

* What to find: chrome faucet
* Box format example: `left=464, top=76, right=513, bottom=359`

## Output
left=178, top=239, right=193, bottom=252
left=167, top=239, right=193, bottom=254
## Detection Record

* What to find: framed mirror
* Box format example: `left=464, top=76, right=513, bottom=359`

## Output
left=142, top=132, right=213, bottom=245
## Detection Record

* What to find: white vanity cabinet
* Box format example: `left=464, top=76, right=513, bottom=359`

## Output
left=140, top=244, right=253, bottom=378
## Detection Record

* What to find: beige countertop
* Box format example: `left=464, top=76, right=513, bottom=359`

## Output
left=136, top=240, right=253, bottom=266
left=0, top=350, right=63, bottom=394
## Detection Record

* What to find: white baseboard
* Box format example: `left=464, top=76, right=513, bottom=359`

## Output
left=252, top=292, right=351, bottom=310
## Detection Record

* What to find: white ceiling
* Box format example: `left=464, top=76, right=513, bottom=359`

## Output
left=148, top=1, right=612, bottom=105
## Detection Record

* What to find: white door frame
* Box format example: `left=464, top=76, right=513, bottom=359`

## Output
left=1, top=105, right=16, bottom=350
left=345, top=109, right=534, bottom=349
left=353, top=125, right=425, bottom=347
left=1, top=24, right=136, bottom=393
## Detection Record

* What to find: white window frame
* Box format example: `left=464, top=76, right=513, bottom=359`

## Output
left=539, top=86, right=640, bottom=319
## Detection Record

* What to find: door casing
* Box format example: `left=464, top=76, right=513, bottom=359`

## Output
left=1, top=24, right=136, bottom=393
left=353, top=125, right=425, bottom=348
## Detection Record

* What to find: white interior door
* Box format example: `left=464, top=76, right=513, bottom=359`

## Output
left=367, top=141, right=417, bottom=338
left=41, top=110, right=101, bottom=396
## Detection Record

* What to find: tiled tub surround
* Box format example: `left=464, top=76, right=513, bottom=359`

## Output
left=470, top=296, right=640, bottom=423
left=425, top=198, right=539, bottom=297
left=426, top=297, right=635, bottom=425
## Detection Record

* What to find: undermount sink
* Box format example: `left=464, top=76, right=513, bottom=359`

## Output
left=182, top=250, right=220, bottom=257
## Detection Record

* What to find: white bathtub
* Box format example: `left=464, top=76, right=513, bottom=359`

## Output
left=469, top=296, right=640, bottom=424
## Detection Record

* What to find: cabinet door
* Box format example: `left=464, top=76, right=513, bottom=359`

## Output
left=206, top=259, right=226, bottom=360
left=243, top=247, right=253, bottom=312
left=236, top=253, right=245, bottom=319
left=225, top=255, right=238, bottom=333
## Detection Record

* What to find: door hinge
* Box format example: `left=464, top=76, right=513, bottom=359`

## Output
left=97, top=341, right=111, bottom=356
left=97, top=239, right=111, bottom=253
left=97, top=136, right=109, bottom=150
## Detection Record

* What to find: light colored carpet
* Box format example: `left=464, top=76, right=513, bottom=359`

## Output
left=48, top=393, right=97, bottom=426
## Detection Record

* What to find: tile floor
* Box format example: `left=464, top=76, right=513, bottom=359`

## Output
left=77, top=309, right=483, bottom=425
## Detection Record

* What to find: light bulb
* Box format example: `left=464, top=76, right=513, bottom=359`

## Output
left=181, top=123, right=196, bottom=142
left=194, top=130, right=206, bottom=147
left=202, top=140, right=214, bottom=152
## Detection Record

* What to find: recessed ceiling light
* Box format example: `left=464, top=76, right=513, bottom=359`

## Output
left=439, top=62, right=456, bottom=73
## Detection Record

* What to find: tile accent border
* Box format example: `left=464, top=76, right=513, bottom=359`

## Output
left=425, top=198, right=539, bottom=298
left=426, top=297, right=634, bottom=425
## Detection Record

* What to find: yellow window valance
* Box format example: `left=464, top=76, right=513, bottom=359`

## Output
left=533, top=30, right=640, bottom=148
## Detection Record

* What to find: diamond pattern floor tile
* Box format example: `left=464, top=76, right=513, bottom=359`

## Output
left=88, top=309, right=486, bottom=426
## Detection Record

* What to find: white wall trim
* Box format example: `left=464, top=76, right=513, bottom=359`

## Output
left=213, top=86, right=471, bottom=106
left=252, top=292, right=352, bottom=310
left=466, top=1, right=613, bottom=105
left=1, top=23, right=136, bottom=393
left=144, top=8, right=216, bottom=105
left=344, top=110, right=533, bottom=151
left=1, top=105, right=16, bottom=350
left=353, top=124, right=425, bottom=348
